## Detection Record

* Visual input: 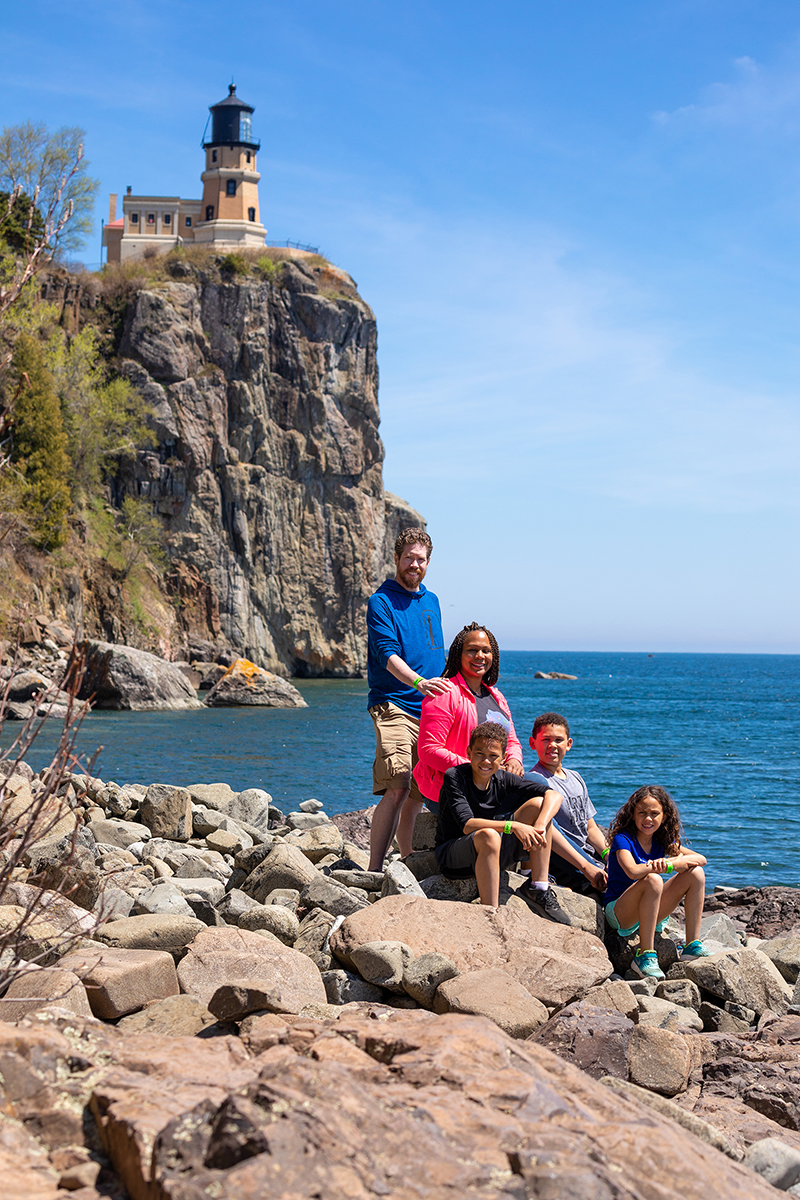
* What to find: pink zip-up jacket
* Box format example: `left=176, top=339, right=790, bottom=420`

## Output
left=412, top=672, right=524, bottom=803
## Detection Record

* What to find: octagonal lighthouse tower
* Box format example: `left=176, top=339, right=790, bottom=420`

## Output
left=194, top=84, right=267, bottom=249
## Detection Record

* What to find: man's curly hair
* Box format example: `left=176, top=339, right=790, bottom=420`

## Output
left=443, top=622, right=500, bottom=687
left=394, top=527, right=432, bottom=558
left=607, top=785, right=683, bottom=856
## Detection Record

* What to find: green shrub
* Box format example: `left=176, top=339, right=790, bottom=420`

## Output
left=220, top=253, right=248, bottom=277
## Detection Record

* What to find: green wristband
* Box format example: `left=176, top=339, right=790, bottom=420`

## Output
left=666, top=861, right=674, bottom=874
left=600, top=847, right=609, bottom=860
left=411, top=676, right=423, bottom=690
left=503, top=821, right=513, bottom=835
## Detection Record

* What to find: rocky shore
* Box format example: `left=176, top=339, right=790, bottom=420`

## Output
left=2, top=761, right=800, bottom=1199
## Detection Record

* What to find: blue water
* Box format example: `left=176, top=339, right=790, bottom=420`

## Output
left=3, top=651, right=798, bottom=890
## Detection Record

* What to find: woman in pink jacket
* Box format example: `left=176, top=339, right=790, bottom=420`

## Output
left=413, top=622, right=524, bottom=807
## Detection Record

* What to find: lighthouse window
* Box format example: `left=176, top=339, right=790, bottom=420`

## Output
left=226, top=179, right=237, bottom=196
left=130, top=213, right=139, bottom=225
left=246, top=151, right=251, bottom=164
left=185, top=216, right=192, bottom=228
left=248, top=207, right=255, bottom=222
left=212, top=149, right=217, bottom=162
left=147, top=213, right=155, bottom=225
left=240, top=113, right=252, bottom=142
left=206, top=205, right=214, bottom=221
left=163, top=213, right=171, bottom=226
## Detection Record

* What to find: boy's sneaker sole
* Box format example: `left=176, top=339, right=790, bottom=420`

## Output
left=518, top=883, right=573, bottom=926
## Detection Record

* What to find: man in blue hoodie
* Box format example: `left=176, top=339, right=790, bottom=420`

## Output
left=367, top=528, right=448, bottom=870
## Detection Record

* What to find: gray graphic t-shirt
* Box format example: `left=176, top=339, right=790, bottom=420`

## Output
left=474, top=686, right=510, bottom=732
left=525, top=765, right=595, bottom=854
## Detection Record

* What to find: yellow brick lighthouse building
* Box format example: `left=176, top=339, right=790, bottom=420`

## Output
left=104, top=84, right=267, bottom=262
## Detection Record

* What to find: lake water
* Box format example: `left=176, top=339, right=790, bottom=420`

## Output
left=3, top=651, right=798, bottom=891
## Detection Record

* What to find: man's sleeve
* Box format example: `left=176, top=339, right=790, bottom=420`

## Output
left=367, top=594, right=401, bottom=666
left=439, top=769, right=476, bottom=834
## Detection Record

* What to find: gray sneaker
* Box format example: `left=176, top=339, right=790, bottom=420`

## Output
left=518, top=883, right=572, bottom=926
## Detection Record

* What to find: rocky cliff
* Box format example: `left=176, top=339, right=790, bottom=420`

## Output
left=86, top=254, right=422, bottom=676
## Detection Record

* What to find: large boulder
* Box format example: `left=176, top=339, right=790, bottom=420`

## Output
left=58, top=946, right=179, bottom=1018
left=140, top=784, right=193, bottom=841
left=176, top=926, right=326, bottom=1012
left=203, top=659, right=307, bottom=708
left=684, top=948, right=793, bottom=1016
left=433, top=967, right=549, bottom=1038
left=243, top=844, right=319, bottom=902
left=67, top=639, right=203, bottom=710
left=330, top=894, right=612, bottom=1008
left=533, top=1001, right=635, bottom=1080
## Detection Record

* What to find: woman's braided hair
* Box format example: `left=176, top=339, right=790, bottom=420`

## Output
left=443, top=621, right=500, bottom=687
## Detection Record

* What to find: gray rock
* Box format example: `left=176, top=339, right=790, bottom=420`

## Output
left=68, top=639, right=203, bottom=710
left=293, top=909, right=337, bottom=970
left=187, top=783, right=238, bottom=811
left=420, top=874, right=479, bottom=902
left=262, top=888, right=300, bottom=909
left=412, top=810, right=437, bottom=851
left=684, top=948, right=793, bottom=1016
left=636, top=995, right=703, bottom=1032
left=243, top=844, right=319, bottom=902
left=698, top=1001, right=752, bottom=1033
left=744, top=1138, right=800, bottom=1190
left=350, top=941, right=414, bottom=992
left=132, top=883, right=195, bottom=918
left=96, top=887, right=136, bottom=921
left=329, top=869, right=384, bottom=892
left=286, top=811, right=330, bottom=831
left=227, top=788, right=272, bottom=834
left=322, top=968, right=384, bottom=1005
left=434, top=967, right=549, bottom=1038
left=238, top=904, right=300, bottom=945
left=655, top=978, right=702, bottom=1011
left=234, top=841, right=275, bottom=874
left=203, top=661, right=307, bottom=708
left=760, top=933, right=800, bottom=985
left=141, top=784, right=193, bottom=842
left=299, top=799, right=324, bottom=813
left=215, top=888, right=260, bottom=921
left=283, top=824, right=343, bottom=863
left=207, top=978, right=285, bottom=1021
left=300, top=875, right=369, bottom=918
left=170, top=877, right=226, bottom=905
left=581, top=979, right=639, bottom=1020
left=699, top=912, right=744, bottom=949
left=402, top=851, right=439, bottom=882
left=89, top=818, right=152, bottom=849
left=532, top=1002, right=634, bottom=1081
left=403, top=952, right=460, bottom=1008
left=628, top=1024, right=692, bottom=1096
left=382, top=860, right=426, bottom=898
left=93, top=913, right=206, bottom=956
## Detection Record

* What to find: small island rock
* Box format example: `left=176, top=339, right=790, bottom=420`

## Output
left=202, top=658, right=307, bottom=708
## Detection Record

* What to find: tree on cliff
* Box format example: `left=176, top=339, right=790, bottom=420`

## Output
left=0, top=123, right=98, bottom=255
left=8, top=333, right=71, bottom=549
left=47, top=326, right=156, bottom=498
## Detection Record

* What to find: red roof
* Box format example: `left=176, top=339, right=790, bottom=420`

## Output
left=105, top=218, right=124, bottom=228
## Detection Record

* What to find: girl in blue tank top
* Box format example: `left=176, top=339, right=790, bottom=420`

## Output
left=603, top=785, right=709, bottom=980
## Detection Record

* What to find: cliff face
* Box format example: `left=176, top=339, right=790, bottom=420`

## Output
left=106, top=256, right=420, bottom=676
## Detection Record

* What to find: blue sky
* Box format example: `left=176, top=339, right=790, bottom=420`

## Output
left=3, top=1, right=799, bottom=653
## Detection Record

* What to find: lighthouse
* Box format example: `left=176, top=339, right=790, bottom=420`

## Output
left=103, top=83, right=267, bottom=262
left=195, top=84, right=267, bottom=248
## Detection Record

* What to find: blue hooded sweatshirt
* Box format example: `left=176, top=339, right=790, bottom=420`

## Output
left=366, top=579, right=445, bottom=717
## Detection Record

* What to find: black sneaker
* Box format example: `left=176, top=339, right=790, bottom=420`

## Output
left=518, top=882, right=572, bottom=926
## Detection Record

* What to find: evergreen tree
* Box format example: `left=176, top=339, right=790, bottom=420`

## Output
left=9, top=332, right=71, bottom=549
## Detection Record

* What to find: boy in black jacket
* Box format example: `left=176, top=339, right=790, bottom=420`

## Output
left=435, top=721, right=571, bottom=923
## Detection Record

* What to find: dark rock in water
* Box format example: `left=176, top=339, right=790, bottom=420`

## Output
left=66, top=639, right=202, bottom=710
left=534, top=670, right=578, bottom=680
left=202, top=658, right=306, bottom=708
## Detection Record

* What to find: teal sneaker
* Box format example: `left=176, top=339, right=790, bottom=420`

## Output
left=680, top=940, right=710, bottom=961
left=631, top=950, right=665, bottom=980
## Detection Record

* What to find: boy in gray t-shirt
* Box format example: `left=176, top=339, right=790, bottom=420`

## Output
left=525, top=712, right=607, bottom=896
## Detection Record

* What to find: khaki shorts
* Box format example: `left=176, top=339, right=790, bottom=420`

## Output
left=369, top=702, right=423, bottom=803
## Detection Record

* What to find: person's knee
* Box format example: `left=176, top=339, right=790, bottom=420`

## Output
left=644, top=872, right=663, bottom=895
left=474, top=828, right=502, bottom=857
left=689, top=866, right=706, bottom=890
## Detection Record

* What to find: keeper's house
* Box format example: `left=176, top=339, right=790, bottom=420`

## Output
left=103, top=84, right=266, bottom=263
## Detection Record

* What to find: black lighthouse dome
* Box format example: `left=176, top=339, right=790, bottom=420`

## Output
left=203, top=84, right=260, bottom=150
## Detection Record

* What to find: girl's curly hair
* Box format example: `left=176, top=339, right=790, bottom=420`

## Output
left=607, top=785, right=683, bottom=856
left=442, top=622, right=500, bottom=687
